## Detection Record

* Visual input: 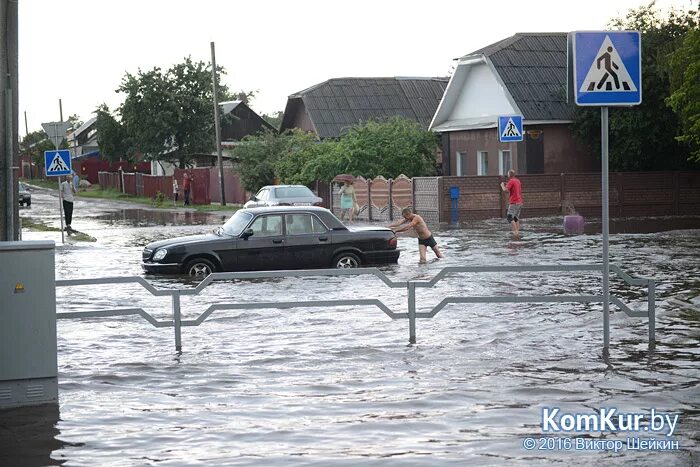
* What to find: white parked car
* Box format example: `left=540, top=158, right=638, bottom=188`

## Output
left=244, top=185, right=323, bottom=208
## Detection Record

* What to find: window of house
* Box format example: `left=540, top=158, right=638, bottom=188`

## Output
left=499, top=150, right=512, bottom=175
left=477, top=151, right=488, bottom=176
left=456, top=152, right=465, bottom=176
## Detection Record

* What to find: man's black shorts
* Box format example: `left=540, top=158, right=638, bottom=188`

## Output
left=418, top=235, right=437, bottom=248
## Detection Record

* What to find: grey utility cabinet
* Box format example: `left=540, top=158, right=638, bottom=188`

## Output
left=0, top=241, right=58, bottom=408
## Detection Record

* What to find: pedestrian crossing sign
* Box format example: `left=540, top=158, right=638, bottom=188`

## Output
left=498, top=115, right=523, bottom=142
left=44, top=150, right=72, bottom=176
left=573, top=31, right=641, bottom=106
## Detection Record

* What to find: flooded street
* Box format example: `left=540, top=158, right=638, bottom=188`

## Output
left=10, top=188, right=700, bottom=466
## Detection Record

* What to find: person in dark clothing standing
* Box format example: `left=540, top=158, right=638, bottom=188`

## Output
left=183, top=172, right=192, bottom=206
left=60, top=174, right=77, bottom=233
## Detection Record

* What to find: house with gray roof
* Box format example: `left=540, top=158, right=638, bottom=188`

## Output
left=220, top=100, right=277, bottom=143
left=280, top=77, right=448, bottom=139
left=430, top=33, right=596, bottom=176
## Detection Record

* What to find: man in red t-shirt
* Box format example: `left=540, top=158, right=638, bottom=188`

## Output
left=500, top=169, right=523, bottom=235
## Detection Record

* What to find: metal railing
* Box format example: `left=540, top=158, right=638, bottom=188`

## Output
left=56, top=264, right=656, bottom=351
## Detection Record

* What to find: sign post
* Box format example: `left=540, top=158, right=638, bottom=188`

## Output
left=42, top=121, right=72, bottom=244
left=572, top=31, right=642, bottom=352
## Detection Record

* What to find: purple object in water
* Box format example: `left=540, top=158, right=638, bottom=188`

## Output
left=563, top=215, right=585, bottom=235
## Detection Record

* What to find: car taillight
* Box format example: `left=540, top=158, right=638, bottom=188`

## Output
left=388, top=236, right=397, bottom=248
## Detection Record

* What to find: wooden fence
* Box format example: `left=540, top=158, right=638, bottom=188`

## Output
left=97, top=168, right=250, bottom=205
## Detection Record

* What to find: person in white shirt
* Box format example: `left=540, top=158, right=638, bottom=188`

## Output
left=60, top=174, right=77, bottom=233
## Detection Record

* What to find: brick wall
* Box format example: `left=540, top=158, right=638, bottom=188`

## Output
left=423, top=171, right=700, bottom=223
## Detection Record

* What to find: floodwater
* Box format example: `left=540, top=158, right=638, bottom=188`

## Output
left=4, top=188, right=700, bottom=466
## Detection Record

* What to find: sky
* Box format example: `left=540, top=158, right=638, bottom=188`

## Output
left=19, top=0, right=695, bottom=134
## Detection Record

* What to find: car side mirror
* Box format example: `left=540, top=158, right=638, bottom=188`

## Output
left=241, top=228, right=254, bottom=239
left=250, top=195, right=258, bottom=201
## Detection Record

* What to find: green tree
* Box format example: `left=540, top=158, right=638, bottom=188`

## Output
left=261, top=110, right=283, bottom=130
left=572, top=3, right=699, bottom=170
left=94, top=104, right=131, bottom=163
left=117, top=57, right=230, bottom=168
left=20, top=130, right=61, bottom=176
left=233, top=130, right=289, bottom=191
left=331, top=116, right=439, bottom=179
left=67, top=114, right=83, bottom=132
left=234, top=117, right=439, bottom=191
left=273, top=130, right=330, bottom=185
left=667, top=28, right=700, bottom=161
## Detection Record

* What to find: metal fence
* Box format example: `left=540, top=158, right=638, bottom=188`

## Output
left=56, top=264, right=656, bottom=352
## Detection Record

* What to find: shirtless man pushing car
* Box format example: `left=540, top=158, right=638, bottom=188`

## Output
left=389, top=207, right=444, bottom=263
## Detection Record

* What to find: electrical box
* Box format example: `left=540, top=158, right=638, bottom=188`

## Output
left=0, top=241, right=57, bottom=408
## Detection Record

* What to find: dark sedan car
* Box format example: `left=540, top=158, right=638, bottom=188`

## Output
left=18, top=182, right=31, bottom=207
left=142, top=206, right=399, bottom=277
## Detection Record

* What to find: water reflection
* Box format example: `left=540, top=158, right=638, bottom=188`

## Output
left=24, top=203, right=700, bottom=465
left=94, top=208, right=227, bottom=227
left=0, top=404, right=65, bottom=466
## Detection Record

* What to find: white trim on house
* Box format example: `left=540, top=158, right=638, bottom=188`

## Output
left=430, top=55, right=520, bottom=133
left=477, top=151, right=489, bottom=176
left=456, top=151, right=465, bottom=176
left=499, top=149, right=512, bottom=175
left=433, top=119, right=573, bottom=133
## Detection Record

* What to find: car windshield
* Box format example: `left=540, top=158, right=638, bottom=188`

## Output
left=222, top=211, right=253, bottom=236
left=19, top=183, right=26, bottom=191
left=274, top=186, right=314, bottom=198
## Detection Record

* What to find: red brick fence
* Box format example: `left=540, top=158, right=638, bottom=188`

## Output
left=333, top=171, right=700, bottom=223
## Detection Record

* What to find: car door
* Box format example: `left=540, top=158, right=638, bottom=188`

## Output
left=282, top=213, right=332, bottom=268
left=236, top=214, right=285, bottom=271
left=214, top=235, right=240, bottom=271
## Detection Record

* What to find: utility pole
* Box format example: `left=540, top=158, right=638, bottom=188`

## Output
left=211, top=42, right=226, bottom=206
left=0, top=0, right=19, bottom=241
left=24, top=111, right=30, bottom=179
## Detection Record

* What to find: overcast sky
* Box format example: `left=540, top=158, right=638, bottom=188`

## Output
left=19, top=0, right=693, bottom=134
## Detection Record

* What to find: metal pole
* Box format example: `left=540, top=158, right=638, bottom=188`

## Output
left=210, top=42, right=226, bottom=207
left=58, top=177, right=64, bottom=244
left=24, top=110, right=30, bottom=180
left=53, top=124, right=65, bottom=244
left=408, top=282, right=416, bottom=344
left=648, top=280, right=655, bottom=348
left=59, top=99, right=63, bottom=122
left=601, top=106, right=610, bottom=351
left=172, top=291, right=182, bottom=352
left=5, top=89, right=13, bottom=240
left=1, top=0, right=19, bottom=241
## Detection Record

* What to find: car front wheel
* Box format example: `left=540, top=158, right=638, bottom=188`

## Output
left=184, top=258, right=216, bottom=278
left=333, top=252, right=361, bottom=268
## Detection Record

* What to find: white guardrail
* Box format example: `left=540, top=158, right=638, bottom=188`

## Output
left=56, top=264, right=656, bottom=352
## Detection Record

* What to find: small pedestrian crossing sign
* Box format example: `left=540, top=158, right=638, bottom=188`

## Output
left=573, top=31, right=641, bottom=106
left=498, top=115, right=523, bottom=142
left=44, top=150, right=72, bottom=176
